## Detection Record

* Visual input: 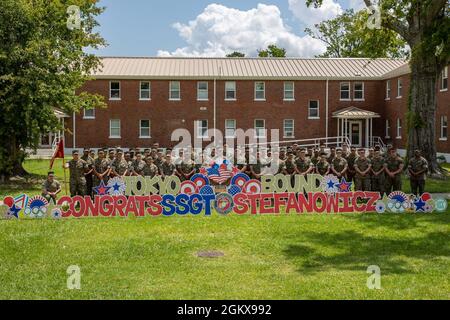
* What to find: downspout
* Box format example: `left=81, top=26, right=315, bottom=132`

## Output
left=72, top=111, right=76, bottom=149
left=326, top=78, right=329, bottom=141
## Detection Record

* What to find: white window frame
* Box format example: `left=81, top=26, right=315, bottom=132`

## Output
left=440, top=66, right=448, bottom=91
left=139, top=81, right=151, bottom=100
left=386, top=80, right=391, bottom=100
left=397, top=78, right=403, bottom=98
left=254, top=82, right=265, bottom=101
left=283, top=119, right=295, bottom=138
left=109, top=119, right=121, bottom=139
left=254, top=119, right=266, bottom=138
left=340, top=82, right=351, bottom=101
left=197, top=81, right=209, bottom=101
left=109, top=81, right=121, bottom=100
left=225, top=81, right=236, bottom=101
left=139, top=119, right=151, bottom=138
left=308, top=100, right=320, bottom=119
left=195, top=120, right=208, bottom=139
left=396, top=118, right=402, bottom=139
left=283, top=81, right=295, bottom=101
left=385, top=119, right=390, bottom=139
left=225, top=119, right=236, bottom=138
left=440, top=115, right=448, bottom=141
left=169, top=81, right=181, bottom=100
left=353, top=82, right=364, bottom=101
left=83, top=108, right=95, bottom=119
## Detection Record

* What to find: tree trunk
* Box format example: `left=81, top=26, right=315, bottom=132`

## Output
left=407, top=56, right=442, bottom=175
left=1, top=135, right=28, bottom=179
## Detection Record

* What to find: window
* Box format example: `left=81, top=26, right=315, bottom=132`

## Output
left=254, top=119, right=266, bottom=138
left=196, top=120, right=208, bottom=138
left=197, top=81, right=208, bottom=100
left=83, top=108, right=95, bottom=119
left=283, top=119, right=294, bottom=138
left=110, top=81, right=120, bottom=100
left=353, top=82, right=364, bottom=100
left=308, top=100, right=320, bottom=119
left=440, top=116, right=448, bottom=140
left=110, top=119, right=121, bottom=138
left=340, top=82, right=350, bottom=100
left=254, top=82, right=265, bottom=100
left=386, top=80, right=391, bottom=100
left=225, top=119, right=236, bottom=138
left=225, top=81, right=236, bottom=100
left=441, top=66, right=448, bottom=91
left=397, top=78, right=403, bottom=98
left=139, top=120, right=151, bottom=138
left=396, top=118, right=402, bottom=139
left=284, top=81, right=294, bottom=100
left=140, top=81, right=151, bottom=100
left=385, top=119, right=390, bottom=138
left=169, top=81, right=181, bottom=100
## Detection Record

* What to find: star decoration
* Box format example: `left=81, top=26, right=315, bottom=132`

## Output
left=337, top=178, right=352, bottom=192
left=93, top=180, right=111, bottom=195
left=327, top=180, right=336, bottom=189
left=414, top=198, right=426, bottom=212
left=7, top=204, right=20, bottom=218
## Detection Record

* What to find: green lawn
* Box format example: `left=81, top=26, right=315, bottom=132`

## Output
left=0, top=159, right=449, bottom=299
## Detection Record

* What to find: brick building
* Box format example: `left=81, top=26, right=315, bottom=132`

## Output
left=51, top=57, right=448, bottom=157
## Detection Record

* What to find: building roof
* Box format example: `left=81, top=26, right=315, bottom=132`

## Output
left=332, top=106, right=380, bottom=119
left=91, top=57, right=409, bottom=80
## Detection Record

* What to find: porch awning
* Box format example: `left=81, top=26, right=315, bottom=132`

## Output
left=332, top=106, right=380, bottom=119
left=53, top=108, right=70, bottom=118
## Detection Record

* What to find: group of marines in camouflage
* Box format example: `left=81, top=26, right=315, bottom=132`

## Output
left=42, top=142, right=429, bottom=202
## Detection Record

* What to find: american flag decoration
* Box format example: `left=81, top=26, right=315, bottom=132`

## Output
left=205, top=159, right=235, bottom=185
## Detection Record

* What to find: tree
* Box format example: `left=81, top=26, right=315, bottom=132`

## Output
left=305, top=9, right=408, bottom=58
left=307, top=0, right=449, bottom=174
left=0, top=0, right=106, bottom=178
left=258, top=45, right=286, bottom=57
left=226, top=51, right=246, bottom=57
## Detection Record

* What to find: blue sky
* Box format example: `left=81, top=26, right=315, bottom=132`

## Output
left=92, top=0, right=364, bottom=57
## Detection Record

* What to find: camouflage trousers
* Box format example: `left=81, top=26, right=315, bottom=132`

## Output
left=385, top=174, right=402, bottom=193
left=410, top=178, right=425, bottom=196
left=42, top=193, right=57, bottom=205
left=70, top=178, right=87, bottom=197
left=355, top=176, right=371, bottom=191
left=371, top=174, right=385, bottom=194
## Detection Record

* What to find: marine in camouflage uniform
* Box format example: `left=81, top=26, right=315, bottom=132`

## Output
left=384, top=148, right=404, bottom=193
left=345, top=148, right=358, bottom=183
left=41, top=171, right=61, bottom=204
left=250, top=154, right=263, bottom=179
left=81, top=148, right=94, bottom=196
left=283, top=153, right=297, bottom=175
left=142, top=157, right=159, bottom=177
left=316, top=153, right=330, bottom=176
left=131, top=154, right=146, bottom=176
left=331, top=149, right=348, bottom=180
left=110, top=150, right=129, bottom=177
left=93, top=150, right=110, bottom=187
left=370, top=150, right=385, bottom=194
left=161, top=155, right=176, bottom=176
left=176, top=154, right=195, bottom=181
left=68, top=150, right=88, bottom=196
left=354, top=149, right=371, bottom=191
left=408, top=150, right=428, bottom=196
left=295, top=149, right=314, bottom=175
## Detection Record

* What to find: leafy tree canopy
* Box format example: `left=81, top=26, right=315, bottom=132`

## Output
left=258, top=45, right=286, bottom=57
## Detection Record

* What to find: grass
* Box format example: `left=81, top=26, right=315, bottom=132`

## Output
left=0, top=159, right=449, bottom=299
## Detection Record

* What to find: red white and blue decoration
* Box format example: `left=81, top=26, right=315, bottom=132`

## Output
left=199, top=159, right=237, bottom=185
left=321, top=174, right=340, bottom=194
left=180, top=180, right=197, bottom=195
left=242, top=179, right=262, bottom=195
left=93, top=180, right=112, bottom=195
left=231, top=173, right=250, bottom=189
left=107, top=177, right=126, bottom=196
left=24, top=196, right=49, bottom=218
left=190, top=173, right=210, bottom=191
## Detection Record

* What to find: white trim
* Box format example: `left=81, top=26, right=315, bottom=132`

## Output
left=254, top=119, right=266, bottom=138
left=396, top=117, right=402, bottom=139
left=225, top=81, right=236, bottom=101
left=348, top=120, right=363, bottom=147
left=169, top=81, right=181, bottom=100
left=308, top=100, right=320, bottom=119
left=254, top=81, right=265, bottom=101
left=197, top=81, right=209, bottom=101
left=283, top=81, right=295, bottom=101
left=139, top=81, right=151, bottom=101
left=83, top=108, right=95, bottom=119
left=385, top=80, right=391, bottom=100
left=397, top=78, right=403, bottom=98
left=139, top=119, right=151, bottom=138
left=440, top=66, right=448, bottom=91
left=440, top=115, right=448, bottom=140
left=340, top=82, right=351, bottom=101
left=353, top=81, right=364, bottom=101
left=195, top=119, right=208, bottom=139
left=283, top=119, right=295, bottom=138
left=109, top=80, right=121, bottom=100
left=109, top=119, right=121, bottom=139
left=385, top=119, right=390, bottom=139
left=225, top=119, right=236, bottom=138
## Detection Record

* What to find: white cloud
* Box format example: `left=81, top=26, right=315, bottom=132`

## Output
left=288, top=0, right=343, bottom=26
left=157, top=3, right=326, bottom=58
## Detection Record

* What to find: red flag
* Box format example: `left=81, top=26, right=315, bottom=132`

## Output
left=50, top=140, right=64, bottom=169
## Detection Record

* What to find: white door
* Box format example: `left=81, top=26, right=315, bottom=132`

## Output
left=348, top=121, right=362, bottom=147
